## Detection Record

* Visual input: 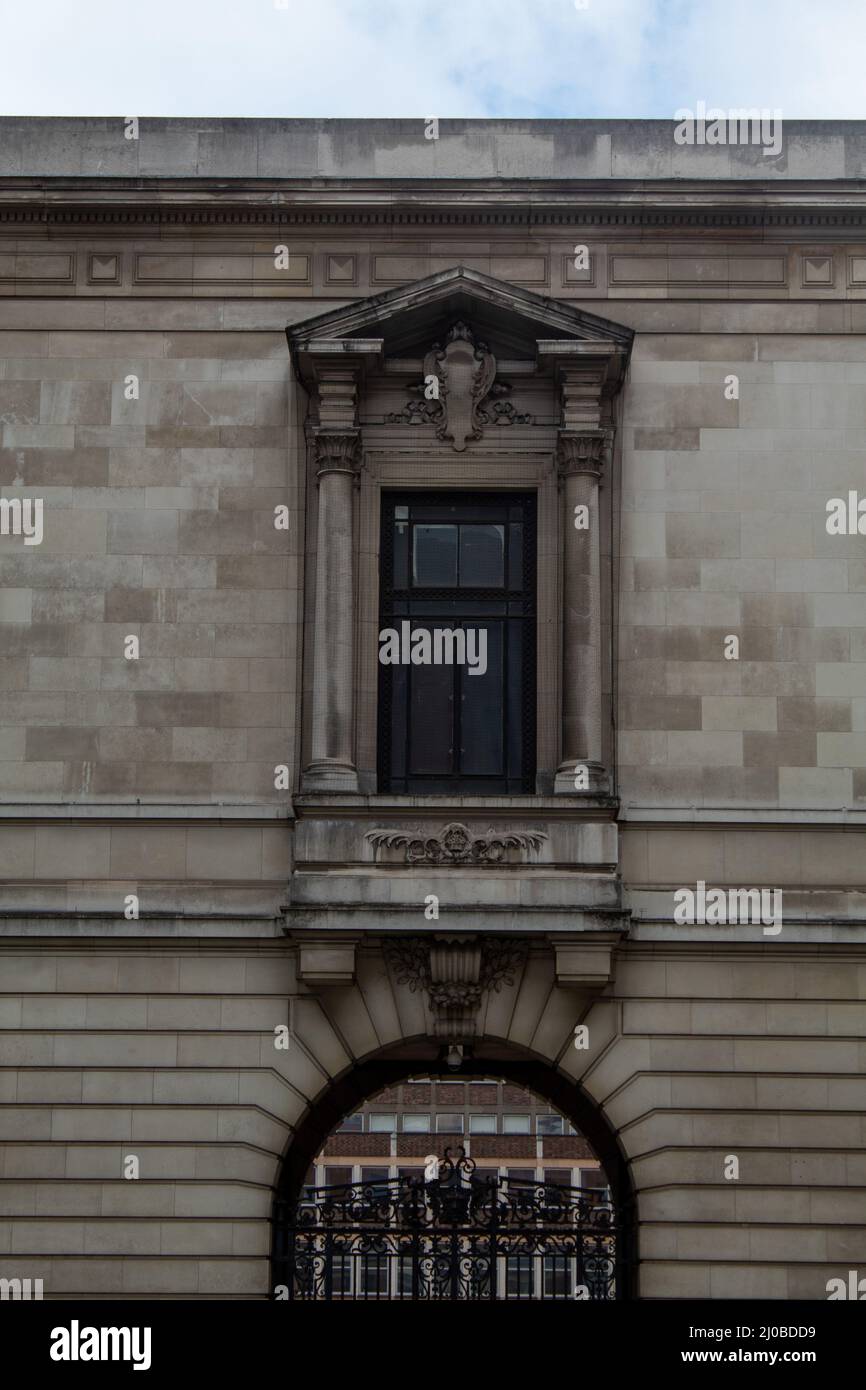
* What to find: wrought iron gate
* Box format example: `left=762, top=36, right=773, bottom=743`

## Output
left=272, top=1149, right=623, bottom=1301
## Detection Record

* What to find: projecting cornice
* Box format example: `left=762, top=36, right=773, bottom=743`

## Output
left=7, top=120, right=866, bottom=230
left=8, top=182, right=866, bottom=232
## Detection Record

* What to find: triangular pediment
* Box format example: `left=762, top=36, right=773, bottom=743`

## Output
left=287, top=265, right=633, bottom=362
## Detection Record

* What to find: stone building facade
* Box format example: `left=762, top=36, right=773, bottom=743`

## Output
left=1, top=118, right=866, bottom=1300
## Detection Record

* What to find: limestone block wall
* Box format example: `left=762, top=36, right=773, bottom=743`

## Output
left=0, top=817, right=293, bottom=921
left=618, top=332, right=866, bottom=813
left=0, top=943, right=298, bottom=1298
left=622, top=823, right=866, bottom=927
left=0, top=322, right=302, bottom=808
left=1, top=937, right=863, bottom=1299
left=2, top=316, right=865, bottom=824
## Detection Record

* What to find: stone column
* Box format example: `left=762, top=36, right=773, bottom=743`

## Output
left=289, top=341, right=381, bottom=794
left=554, top=430, right=609, bottom=793
left=303, top=429, right=361, bottom=791
left=536, top=343, right=628, bottom=797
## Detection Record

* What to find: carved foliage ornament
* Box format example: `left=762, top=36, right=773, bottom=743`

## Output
left=556, top=431, right=608, bottom=478
left=313, top=429, right=361, bottom=473
left=366, top=821, right=547, bottom=866
left=385, top=322, right=531, bottom=450
left=385, top=935, right=529, bottom=1015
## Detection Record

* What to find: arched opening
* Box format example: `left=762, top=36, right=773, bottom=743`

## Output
left=271, top=1044, right=636, bottom=1301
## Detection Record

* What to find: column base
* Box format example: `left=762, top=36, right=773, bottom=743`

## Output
left=554, top=760, right=609, bottom=795
left=301, top=759, right=360, bottom=793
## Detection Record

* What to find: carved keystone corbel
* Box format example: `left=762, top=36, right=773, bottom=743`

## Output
left=384, top=934, right=529, bottom=1041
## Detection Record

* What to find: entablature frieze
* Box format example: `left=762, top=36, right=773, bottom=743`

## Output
left=9, top=180, right=866, bottom=235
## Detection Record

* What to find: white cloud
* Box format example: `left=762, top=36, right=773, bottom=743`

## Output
left=1, top=0, right=865, bottom=118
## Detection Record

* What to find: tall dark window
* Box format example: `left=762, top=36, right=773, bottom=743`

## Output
left=377, top=492, right=536, bottom=794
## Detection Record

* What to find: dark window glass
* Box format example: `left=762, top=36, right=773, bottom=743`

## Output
left=409, top=655, right=453, bottom=773
left=393, top=508, right=409, bottom=588
left=460, top=523, right=504, bottom=586
left=402, top=1114, right=431, bottom=1132
left=378, top=492, right=536, bottom=795
left=324, top=1166, right=352, bottom=1187
left=508, top=523, right=523, bottom=589
left=411, top=502, right=496, bottom=521
left=360, top=1166, right=390, bottom=1198
left=543, top=1256, right=571, bottom=1298
left=579, top=1167, right=608, bottom=1190
left=360, top=1255, right=389, bottom=1297
left=435, top=1113, right=463, bottom=1133
left=368, top=1113, right=396, bottom=1132
left=331, top=1255, right=352, bottom=1296
left=390, top=662, right=408, bottom=779
left=506, top=1258, right=533, bottom=1297
left=413, top=524, right=458, bottom=585
left=468, top=1114, right=497, bottom=1134
left=537, top=1115, right=565, bottom=1136
left=507, top=621, right=523, bottom=772
left=543, top=1168, right=572, bottom=1187
left=459, top=622, right=503, bottom=775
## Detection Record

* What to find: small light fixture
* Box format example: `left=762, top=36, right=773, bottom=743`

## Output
left=446, top=1044, right=463, bottom=1071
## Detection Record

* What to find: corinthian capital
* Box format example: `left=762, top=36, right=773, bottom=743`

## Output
left=556, top=429, right=611, bottom=479
left=313, top=428, right=361, bottom=476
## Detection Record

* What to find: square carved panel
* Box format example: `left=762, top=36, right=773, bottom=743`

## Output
left=326, top=253, right=357, bottom=285
left=87, top=252, right=121, bottom=285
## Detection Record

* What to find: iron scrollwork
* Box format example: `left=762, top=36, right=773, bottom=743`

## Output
left=272, top=1158, right=621, bottom=1301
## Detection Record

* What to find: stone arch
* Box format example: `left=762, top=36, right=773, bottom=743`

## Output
left=271, top=937, right=640, bottom=1298
left=275, top=1043, right=634, bottom=1220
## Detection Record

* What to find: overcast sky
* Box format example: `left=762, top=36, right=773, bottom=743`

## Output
left=2, top=0, right=866, bottom=119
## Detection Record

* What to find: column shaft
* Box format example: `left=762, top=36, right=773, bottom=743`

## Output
left=555, top=431, right=608, bottom=794
left=304, top=434, right=360, bottom=791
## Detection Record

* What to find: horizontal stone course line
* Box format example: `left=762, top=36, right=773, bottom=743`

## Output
left=630, top=1154, right=866, bottom=1164
left=596, top=1104, right=866, bottom=1128
left=0, top=1136, right=288, bottom=1154
left=632, top=1186, right=866, bottom=1198
left=7, top=1025, right=866, bottom=1040
left=640, top=1254, right=853, bottom=1261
